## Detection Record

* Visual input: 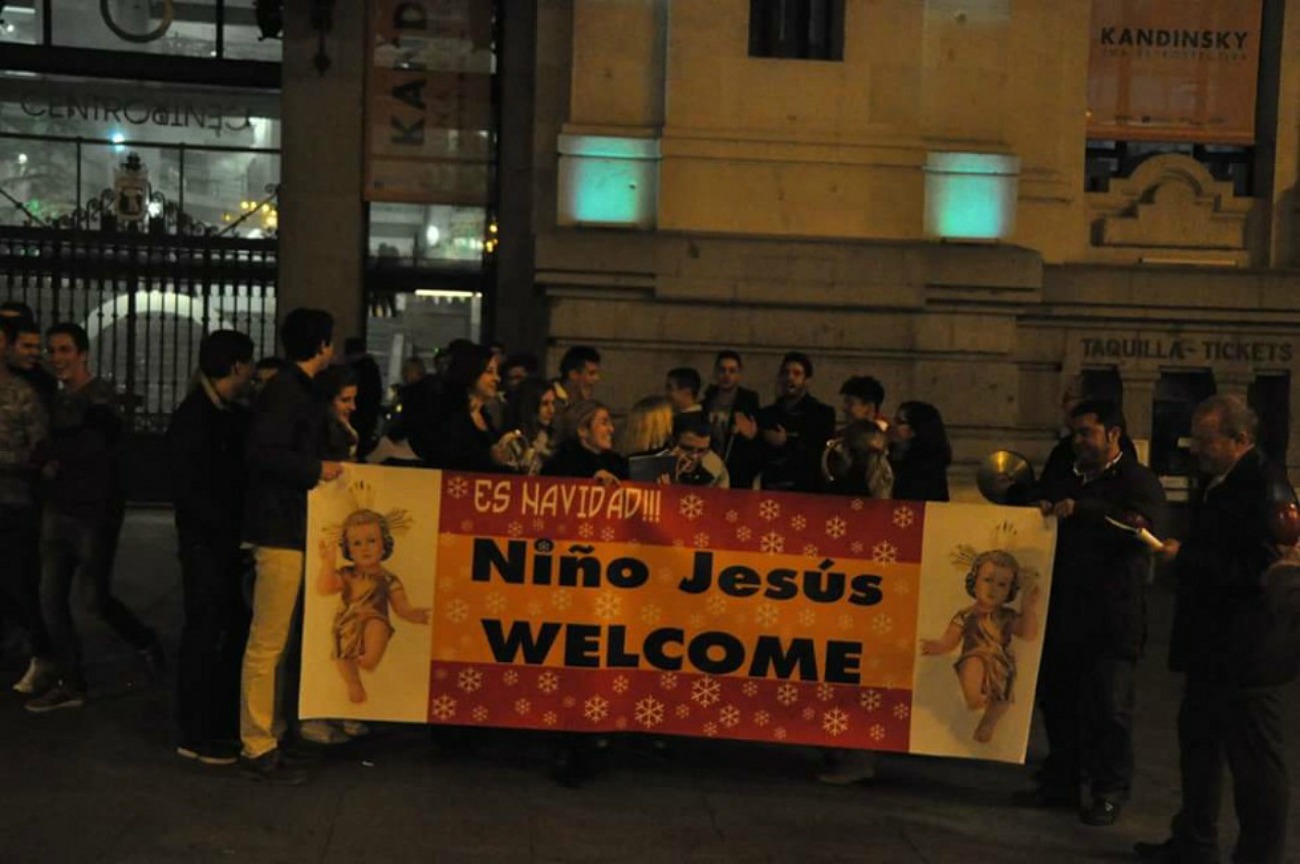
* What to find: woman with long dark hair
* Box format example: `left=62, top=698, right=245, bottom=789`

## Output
left=421, top=342, right=511, bottom=473
left=501, top=377, right=557, bottom=475
left=303, top=364, right=360, bottom=461
left=889, top=400, right=951, bottom=502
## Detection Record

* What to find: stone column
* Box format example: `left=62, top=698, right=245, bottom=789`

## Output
left=492, top=1, right=542, bottom=355
left=1121, top=371, right=1158, bottom=466
left=276, top=2, right=367, bottom=343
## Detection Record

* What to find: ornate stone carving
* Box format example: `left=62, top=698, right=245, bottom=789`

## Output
left=1087, top=153, right=1252, bottom=264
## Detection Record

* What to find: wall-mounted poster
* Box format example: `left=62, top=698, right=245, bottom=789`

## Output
left=1087, top=0, right=1264, bottom=143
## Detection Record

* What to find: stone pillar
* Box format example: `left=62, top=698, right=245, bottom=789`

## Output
left=1216, top=373, right=1253, bottom=403
left=1121, top=371, right=1158, bottom=466
left=1262, top=0, right=1300, bottom=267
left=276, top=3, right=367, bottom=343
left=492, top=1, right=543, bottom=355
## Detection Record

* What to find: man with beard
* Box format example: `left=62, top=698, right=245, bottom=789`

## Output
left=1025, top=399, right=1165, bottom=826
left=757, top=352, right=835, bottom=494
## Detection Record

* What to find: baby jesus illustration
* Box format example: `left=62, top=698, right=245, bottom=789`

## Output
left=318, top=508, right=430, bottom=703
left=920, top=546, right=1041, bottom=743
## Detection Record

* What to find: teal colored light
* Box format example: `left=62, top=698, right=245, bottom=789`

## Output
left=568, top=157, right=646, bottom=224
left=561, top=135, right=658, bottom=160
left=925, top=152, right=1019, bottom=241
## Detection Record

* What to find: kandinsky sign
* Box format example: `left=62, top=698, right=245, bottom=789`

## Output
left=301, top=466, right=1058, bottom=764
left=1087, top=0, right=1264, bottom=143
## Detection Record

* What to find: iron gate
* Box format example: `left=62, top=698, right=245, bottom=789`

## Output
left=0, top=225, right=277, bottom=501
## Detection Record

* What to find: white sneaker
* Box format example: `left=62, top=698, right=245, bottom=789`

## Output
left=12, top=658, right=53, bottom=695
left=298, top=719, right=350, bottom=745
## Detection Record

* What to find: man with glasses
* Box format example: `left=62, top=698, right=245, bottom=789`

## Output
left=1137, top=395, right=1296, bottom=863
left=667, top=413, right=729, bottom=488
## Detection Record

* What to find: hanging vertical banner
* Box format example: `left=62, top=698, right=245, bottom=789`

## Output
left=1087, top=0, right=1264, bottom=143
left=364, top=0, right=494, bottom=203
left=301, top=466, right=1059, bottom=765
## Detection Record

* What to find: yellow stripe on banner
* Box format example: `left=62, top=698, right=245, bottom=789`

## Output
left=431, top=534, right=919, bottom=690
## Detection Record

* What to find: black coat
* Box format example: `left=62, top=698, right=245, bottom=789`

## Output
left=166, top=384, right=250, bottom=551
left=242, top=365, right=321, bottom=549
left=756, top=393, right=836, bottom=493
left=431, top=407, right=500, bottom=474
left=1036, top=452, right=1166, bottom=658
left=1170, top=448, right=1295, bottom=686
left=702, top=385, right=762, bottom=490
left=541, top=439, right=629, bottom=480
left=889, top=448, right=950, bottom=503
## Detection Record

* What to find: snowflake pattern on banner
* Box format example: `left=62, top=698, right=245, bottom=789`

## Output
left=433, top=473, right=924, bottom=564
left=680, top=495, right=705, bottom=520
left=425, top=475, right=925, bottom=753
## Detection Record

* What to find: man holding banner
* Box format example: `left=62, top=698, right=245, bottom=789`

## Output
left=1027, top=399, right=1165, bottom=826
left=238, top=308, right=342, bottom=785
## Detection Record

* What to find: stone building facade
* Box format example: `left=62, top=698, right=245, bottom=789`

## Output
left=530, top=0, right=1300, bottom=492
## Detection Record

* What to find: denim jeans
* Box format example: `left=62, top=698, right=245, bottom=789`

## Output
left=40, top=509, right=156, bottom=691
left=0, top=503, right=51, bottom=659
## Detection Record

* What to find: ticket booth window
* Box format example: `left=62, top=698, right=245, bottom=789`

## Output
left=1151, top=371, right=1216, bottom=476
left=1248, top=373, right=1290, bottom=464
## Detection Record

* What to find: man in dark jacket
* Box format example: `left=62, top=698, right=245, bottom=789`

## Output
left=1137, top=396, right=1296, bottom=864
left=702, top=350, right=762, bottom=490
left=238, top=308, right=341, bottom=785
left=1024, top=399, right=1165, bottom=825
left=166, top=330, right=254, bottom=767
left=27, top=323, right=162, bottom=713
left=757, top=352, right=835, bottom=494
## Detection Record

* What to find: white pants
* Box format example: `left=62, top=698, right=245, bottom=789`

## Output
left=239, top=547, right=303, bottom=759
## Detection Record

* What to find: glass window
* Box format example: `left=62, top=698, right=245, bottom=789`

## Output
left=222, top=0, right=282, bottom=61
left=0, top=0, right=42, bottom=45
left=53, top=0, right=217, bottom=56
left=1, top=1, right=280, bottom=60
left=369, top=202, right=488, bottom=267
left=0, top=73, right=280, bottom=230
left=366, top=291, right=483, bottom=397
left=749, top=0, right=845, bottom=61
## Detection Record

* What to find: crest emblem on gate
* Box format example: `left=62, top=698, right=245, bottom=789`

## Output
left=114, top=154, right=151, bottom=227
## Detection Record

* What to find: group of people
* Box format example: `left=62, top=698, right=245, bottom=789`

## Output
left=385, top=343, right=955, bottom=507
left=1022, top=383, right=1299, bottom=864
left=2, top=300, right=1297, bottom=862
left=0, top=302, right=165, bottom=719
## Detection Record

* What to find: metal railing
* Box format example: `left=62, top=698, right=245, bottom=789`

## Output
left=0, top=226, right=277, bottom=432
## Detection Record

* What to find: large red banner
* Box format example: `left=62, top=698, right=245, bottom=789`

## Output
left=302, top=467, right=1058, bottom=764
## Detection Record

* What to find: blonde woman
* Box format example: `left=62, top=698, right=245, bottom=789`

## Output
left=619, top=395, right=674, bottom=457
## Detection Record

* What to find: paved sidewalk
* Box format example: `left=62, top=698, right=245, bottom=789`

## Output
left=0, top=509, right=1296, bottom=863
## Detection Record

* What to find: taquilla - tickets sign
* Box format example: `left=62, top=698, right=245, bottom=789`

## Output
left=301, top=466, right=1057, bottom=764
